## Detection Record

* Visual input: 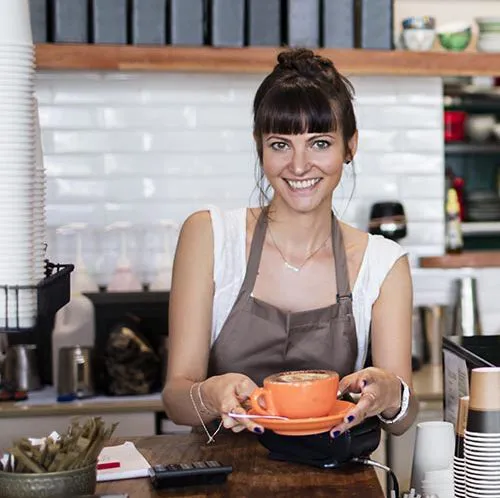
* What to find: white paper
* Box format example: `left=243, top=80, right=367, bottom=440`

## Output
left=97, top=441, right=151, bottom=482
left=443, top=349, right=469, bottom=428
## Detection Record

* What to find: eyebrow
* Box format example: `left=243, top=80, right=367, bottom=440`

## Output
left=265, top=133, right=335, bottom=142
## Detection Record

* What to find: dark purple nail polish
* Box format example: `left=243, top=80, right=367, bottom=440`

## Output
left=253, top=427, right=263, bottom=434
left=331, top=430, right=341, bottom=438
left=347, top=415, right=355, bottom=423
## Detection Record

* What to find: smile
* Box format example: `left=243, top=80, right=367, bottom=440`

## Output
left=284, top=178, right=322, bottom=190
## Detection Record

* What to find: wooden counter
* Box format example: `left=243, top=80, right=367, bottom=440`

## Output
left=0, top=366, right=442, bottom=418
left=96, top=433, right=384, bottom=498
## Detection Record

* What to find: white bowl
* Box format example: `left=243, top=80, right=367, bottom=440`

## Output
left=466, top=114, right=495, bottom=142
left=402, top=28, right=436, bottom=51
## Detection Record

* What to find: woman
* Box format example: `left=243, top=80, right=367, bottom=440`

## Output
left=163, top=48, right=418, bottom=441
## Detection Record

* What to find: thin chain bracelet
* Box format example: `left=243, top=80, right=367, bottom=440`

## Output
left=197, top=381, right=214, bottom=415
left=189, top=382, right=223, bottom=445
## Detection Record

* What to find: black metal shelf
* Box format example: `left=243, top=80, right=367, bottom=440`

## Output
left=1, top=261, right=74, bottom=333
left=445, top=142, right=500, bottom=154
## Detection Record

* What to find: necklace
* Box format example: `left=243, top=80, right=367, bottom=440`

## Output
left=268, top=226, right=330, bottom=272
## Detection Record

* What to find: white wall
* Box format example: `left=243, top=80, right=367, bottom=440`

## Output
left=36, top=71, right=445, bottom=262
left=36, top=69, right=500, bottom=334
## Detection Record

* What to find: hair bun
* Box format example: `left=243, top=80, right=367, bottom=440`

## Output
left=276, top=48, right=335, bottom=78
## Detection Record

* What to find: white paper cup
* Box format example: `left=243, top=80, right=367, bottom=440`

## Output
left=0, top=0, right=33, bottom=45
left=410, top=421, right=455, bottom=494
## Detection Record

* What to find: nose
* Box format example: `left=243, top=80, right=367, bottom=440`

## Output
left=289, top=148, right=312, bottom=176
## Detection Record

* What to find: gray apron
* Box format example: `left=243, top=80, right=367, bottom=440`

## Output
left=208, top=210, right=358, bottom=386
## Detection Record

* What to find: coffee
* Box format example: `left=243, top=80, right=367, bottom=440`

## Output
left=250, top=369, right=339, bottom=419
left=274, top=371, right=332, bottom=383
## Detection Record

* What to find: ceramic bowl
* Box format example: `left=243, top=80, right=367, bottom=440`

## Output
left=402, top=28, right=436, bottom=51
left=437, top=23, right=472, bottom=51
left=402, top=16, right=435, bottom=30
left=0, top=463, right=96, bottom=498
left=466, top=115, right=495, bottom=142
left=476, top=17, right=500, bottom=34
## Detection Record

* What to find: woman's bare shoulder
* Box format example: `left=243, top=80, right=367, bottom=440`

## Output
left=339, top=221, right=369, bottom=254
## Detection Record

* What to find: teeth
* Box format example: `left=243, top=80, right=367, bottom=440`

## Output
left=286, top=178, right=321, bottom=190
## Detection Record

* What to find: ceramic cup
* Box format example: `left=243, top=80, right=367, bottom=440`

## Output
left=249, top=369, right=339, bottom=419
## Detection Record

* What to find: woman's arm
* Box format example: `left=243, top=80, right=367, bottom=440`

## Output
left=370, top=254, right=418, bottom=434
left=162, top=210, right=216, bottom=426
left=162, top=210, right=263, bottom=434
left=330, top=254, right=418, bottom=437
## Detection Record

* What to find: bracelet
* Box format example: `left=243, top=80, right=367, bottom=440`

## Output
left=377, top=377, right=410, bottom=425
left=197, top=381, right=215, bottom=415
left=189, top=382, right=223, bottom=444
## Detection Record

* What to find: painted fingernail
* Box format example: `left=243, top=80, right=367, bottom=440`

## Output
left=331, top=430, right=341, bottom=438
left=347, top=415, right=355, bottom=423
left=253, top=427, right=263, bottom=434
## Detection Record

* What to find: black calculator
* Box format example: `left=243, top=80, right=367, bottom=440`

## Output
left=149, top=460, right=233, bottom=489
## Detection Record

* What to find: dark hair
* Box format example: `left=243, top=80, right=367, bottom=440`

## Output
left=252, top=48, right=357, bottom=205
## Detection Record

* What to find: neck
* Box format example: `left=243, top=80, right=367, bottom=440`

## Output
left=266, top=198, right=333, bottom=253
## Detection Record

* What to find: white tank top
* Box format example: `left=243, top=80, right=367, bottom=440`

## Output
left=207, top=206, right=408, bottom=371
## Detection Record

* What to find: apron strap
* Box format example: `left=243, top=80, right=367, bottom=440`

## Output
left=240, top=209, right=268, bottom=292
left=241, top=209, right=352, bottom=302
left=331, top=214, right=352, bottom=302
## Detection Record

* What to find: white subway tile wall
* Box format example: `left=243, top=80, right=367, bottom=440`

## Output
left=37, top=71, right=445, bottom=251
left=36, top=70, right=500, bottom=333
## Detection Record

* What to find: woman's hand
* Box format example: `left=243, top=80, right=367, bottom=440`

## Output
left=201, top=373, right=264, bottom=434
left=329, top=367, right=402, bottom=438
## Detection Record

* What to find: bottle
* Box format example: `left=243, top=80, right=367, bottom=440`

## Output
left=445, top=187, right=464, bottom=254
left=51, top=228, right=99, bottom=387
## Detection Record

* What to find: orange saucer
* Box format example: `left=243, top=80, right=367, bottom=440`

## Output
left=249, top=399, right=355, bottom=436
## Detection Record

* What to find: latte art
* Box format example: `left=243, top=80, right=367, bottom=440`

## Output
left=275, top=371, right=332, bottom=383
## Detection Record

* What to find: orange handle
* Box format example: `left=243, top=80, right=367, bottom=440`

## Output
left=249, top=387, right=278, bottom=416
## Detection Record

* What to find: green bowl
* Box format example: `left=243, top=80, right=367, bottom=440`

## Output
left=0, top=463, right=96, bottom=498
left=438, top=26, right=472, bottom=51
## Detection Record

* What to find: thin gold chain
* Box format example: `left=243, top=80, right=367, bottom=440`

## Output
left=189, top=382, right=223, bottom=444
left=267, top=226, right=330, bottom=272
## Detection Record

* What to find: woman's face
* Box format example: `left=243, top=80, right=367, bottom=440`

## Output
left=260, top=130, right=357, bottom=214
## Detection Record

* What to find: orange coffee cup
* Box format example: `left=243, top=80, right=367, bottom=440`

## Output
left=249, top=369, right=339, bottom=419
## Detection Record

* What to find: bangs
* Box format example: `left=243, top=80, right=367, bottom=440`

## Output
left=254, top=83, right=339, bottom=136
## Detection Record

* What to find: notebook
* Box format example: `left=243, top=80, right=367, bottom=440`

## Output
left=97, top=441, right=151, bottom=482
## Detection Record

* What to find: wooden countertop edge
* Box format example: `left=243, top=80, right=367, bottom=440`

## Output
left=0, top=365, right=442, bottom=417
left=0, top=399, right=164, bottom=418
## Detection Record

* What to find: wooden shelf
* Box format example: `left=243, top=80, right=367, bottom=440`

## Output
left=34, top=44, right=500, bottom=76
left=420, top=251, right=500, bottom=268
left=462, top=222, right=500, bottom=235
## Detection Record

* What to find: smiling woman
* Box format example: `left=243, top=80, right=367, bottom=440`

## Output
left=162, top=48, right=418, bottom=446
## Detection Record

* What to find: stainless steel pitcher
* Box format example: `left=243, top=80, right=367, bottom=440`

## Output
left=57, top=345, right=95, bottom=398
left=2, top=344, right=42, bottom=391
left=451, top=275, right=482, bottom=337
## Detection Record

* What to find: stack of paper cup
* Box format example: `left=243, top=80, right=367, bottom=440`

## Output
left=454, top=396, right=469, bottom=498
left=33, top=99, right=47, bottom=283
left=410, top=421, right=455, bottom=495
left=0, top=0, right=37, bottom=329
left=464, top=367, right=500, bottom=498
